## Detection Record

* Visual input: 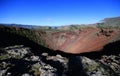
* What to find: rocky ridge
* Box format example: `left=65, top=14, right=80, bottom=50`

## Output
left=0, top=45, right=119, bottom=76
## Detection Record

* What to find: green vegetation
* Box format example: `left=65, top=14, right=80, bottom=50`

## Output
left=30, top=64, right=41, bottom=76
left=13, top=55, right=22, bottom=59
left=0, top=24, right=47, bottom=47
left=87, top=62, right=99, bottom=72
left=102, top=17, right=120, bottom=26
left=96, top=23, right=120, bottom=29
left=0, top=54, right=9, bottom=60
left=96, top=16, right=120, bottom=29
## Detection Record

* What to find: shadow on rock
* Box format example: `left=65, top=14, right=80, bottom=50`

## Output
left=80, top=40, right=120, bottom=59
left=66, top=56, right=88, bottom=76
left=0, top=58, right=38, bottom=76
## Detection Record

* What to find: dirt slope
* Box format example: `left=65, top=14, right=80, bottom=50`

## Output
left=41, top=27, right=120, bottom=54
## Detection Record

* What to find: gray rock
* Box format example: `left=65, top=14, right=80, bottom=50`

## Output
left=22, top=73, right=31, bottom=76
left=4, top=45, right=31, bottom=58
left=0, top=68, right=9, bottom=76
left=41, top=52, right=48, bottom=56
left=80, top=56, right=115, bottom=76
left=30, top=56, right=40, bottom=61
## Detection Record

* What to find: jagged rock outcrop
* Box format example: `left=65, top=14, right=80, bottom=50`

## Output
left=0, top=45, right=56, bottom=76
left=0, top=45, right=119, bottom=76
left=0, top=45, right=67, bottom=76
left=99, top=55, right=120, bottom=75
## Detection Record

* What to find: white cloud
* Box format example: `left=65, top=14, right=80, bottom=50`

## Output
left=46, top=18, right=54, bottom=21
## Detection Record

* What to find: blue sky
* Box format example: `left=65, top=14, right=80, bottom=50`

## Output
left=0, top=0, right=120, bottom=26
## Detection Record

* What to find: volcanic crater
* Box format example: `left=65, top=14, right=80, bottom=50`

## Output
left=40, top=27, right=120, bottom=54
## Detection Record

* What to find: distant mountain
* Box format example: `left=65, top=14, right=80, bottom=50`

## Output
left=0, top=16, right=120, bottom=30
left=58, top=16, right=120, bottom=30
left=0, top=23, right=39, bottom=29
left=97, top=16, right=120, bottom=26
left=0, top=23, right=60, bottom=30
left=103, top=16, right=120, bottom=26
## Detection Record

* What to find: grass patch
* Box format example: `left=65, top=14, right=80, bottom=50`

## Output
left=0, top=54, right=9, bottom=60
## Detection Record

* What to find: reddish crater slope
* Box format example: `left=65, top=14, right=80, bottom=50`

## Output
left=39, top=28, right=120, bottom=54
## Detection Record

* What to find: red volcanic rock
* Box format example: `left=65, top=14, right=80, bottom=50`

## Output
left=41, top=28, right=120, bottom=54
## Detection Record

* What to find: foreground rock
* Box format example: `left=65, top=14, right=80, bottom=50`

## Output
left=66, top=55, right=120, bottom=76
left=0, top=45, right=120, bottom=76
left=0, top=45, right=68, bottom=76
